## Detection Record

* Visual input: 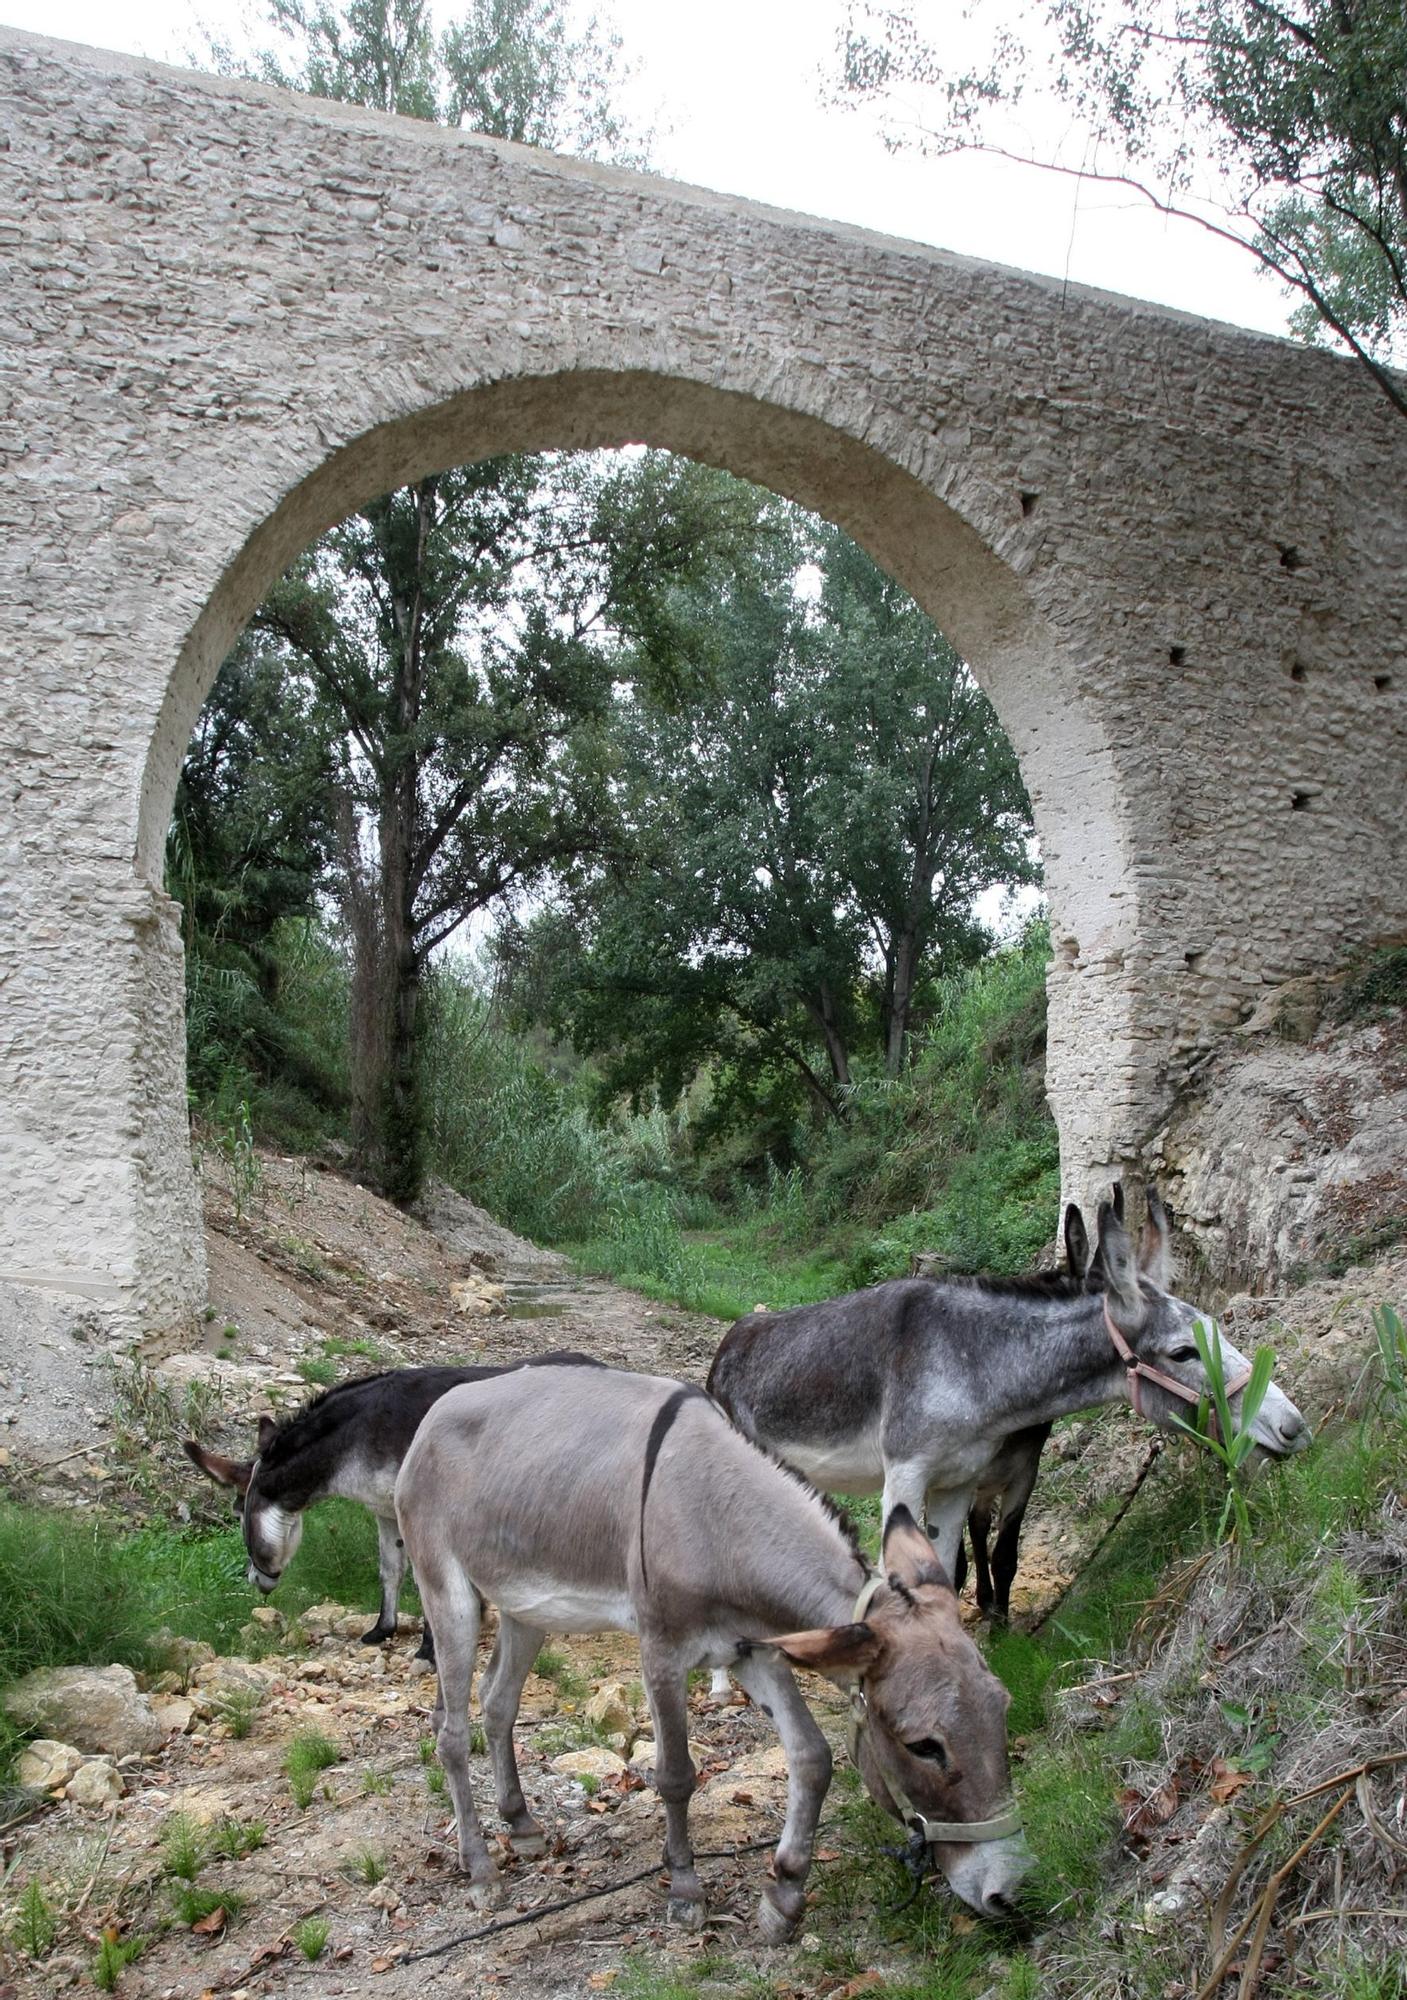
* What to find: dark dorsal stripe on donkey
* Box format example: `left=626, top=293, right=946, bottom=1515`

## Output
left=706, top=1186, right=1309, bottom=1596
left=185, top=1353, right=603, bottom=1660
left=951, top=1197, right=1109, bottom=1622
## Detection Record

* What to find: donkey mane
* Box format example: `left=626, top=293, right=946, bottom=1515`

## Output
left=940, top=1272, right=1092, bottom=1301
left=259, top=1371, right=400, bottom=1465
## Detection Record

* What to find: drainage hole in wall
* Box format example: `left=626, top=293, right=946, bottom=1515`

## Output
left=1291, top=790, right=1313, bottom=811
left=1374, top=674, right=1393, bottom=691
left=1019, top=491, right=1039, bottom=517
left=1184, top=950, right=1204, bottom=970
left=1289, top=661, right=1308, bottom=682
left=1168, top=644, right=1187, bottom=667
left=1278, top=544, right=1304, bottom=571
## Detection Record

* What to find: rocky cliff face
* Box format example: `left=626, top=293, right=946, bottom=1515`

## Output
left=1155, top=981, right=1406, bottom=1299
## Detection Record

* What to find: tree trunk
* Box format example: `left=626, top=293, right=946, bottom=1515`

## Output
left=807, top=984, right=852, bottom=1094
left=885, top=928, right=920, bottom=1076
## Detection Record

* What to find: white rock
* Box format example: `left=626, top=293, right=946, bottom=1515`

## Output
left=550, top=1747, right=627, bottom=1781
left=17, top=1739, right=84, bottom=1791
left=584, top=1680, right=634, bottom=1739
left=4, top=1664, right=166, bottom=1757
left=66, top=1758, right=124, bottom=1807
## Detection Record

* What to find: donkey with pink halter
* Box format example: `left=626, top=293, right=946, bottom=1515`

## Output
left=708, top=1189, right=1309, bottom=1588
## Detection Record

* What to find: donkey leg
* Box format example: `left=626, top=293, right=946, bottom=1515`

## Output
left=732, top=1648, right=832, bottom=1945
left=362, top=1515, right=404, bottom=1644
left=640, top=1641, right=704, bottom=1926
left=416, top=1567, right=500, bottom=1905
left=923, top=1486, right=975, bottom=1588
left=881, top=1461, right=931, bottom=1535
left=479, top=1614, right=548, bottom=1855
left=969, top=1500, right=995, bottom=1617
left=990, top=1506, right=1027, bottom=1624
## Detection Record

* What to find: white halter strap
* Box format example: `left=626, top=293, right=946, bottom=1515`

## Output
left=843, top=1573, right=1022, bottom=1847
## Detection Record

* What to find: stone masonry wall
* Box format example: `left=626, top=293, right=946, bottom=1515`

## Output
left=0, top=28, right=1404, bottom=1326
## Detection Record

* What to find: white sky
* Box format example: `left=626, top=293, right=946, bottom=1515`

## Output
left=0, top=0, right=1296, bottom=342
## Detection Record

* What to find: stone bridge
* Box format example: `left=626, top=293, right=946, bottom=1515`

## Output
left=1, top=28, right=1404, bottom=1328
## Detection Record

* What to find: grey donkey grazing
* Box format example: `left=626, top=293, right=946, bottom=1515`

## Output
left=707, top=1189, right=1310, bottom=1589
left=395, top=1364, right=1027, bottom=1939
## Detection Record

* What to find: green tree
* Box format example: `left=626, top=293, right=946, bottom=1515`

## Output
left=519, top=505, right=1035, bottom=1125
left=168, top=630, right=343, bottom=1115
left=834, top=1, right=1407, bottom=415
left=191, top=0, right=705, bottom=1201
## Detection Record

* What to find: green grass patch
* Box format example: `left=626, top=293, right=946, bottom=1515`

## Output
left=294, top=1915, right=331, bottom=1961
left=285, top=1728, right=340, bottom=1808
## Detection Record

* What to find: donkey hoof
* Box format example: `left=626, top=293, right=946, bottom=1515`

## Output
left=509, top=1829, right=548, bottom=1858
left=464, top=1872, right=502, bottom=1911
left=757, top=1892, right=800, bottom=1946
left=360, top=1623, right=394, bottom=1646
left=667, top=1896, right=706, bottom=1930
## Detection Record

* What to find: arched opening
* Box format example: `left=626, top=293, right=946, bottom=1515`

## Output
left=134, top=369, right=1135, bottom=1319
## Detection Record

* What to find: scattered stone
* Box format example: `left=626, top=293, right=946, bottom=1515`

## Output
left=366, top=1883, right=401, bottom=1911
left=152, top=1632, right=217, bottom=1678
left=407, top=1656, right=434, bottom=1680
left=4, top=1664, right=166, bottom=1757
left=66, top=1757, right=124, bottom=1808
left=17, top=1739, right=84, bottom=1792
left=249, top=1605, right=285, bottom=1633
left=152, top=1697, right=197, bottom=1736
left=584, top=1681, right=634, bottom=1740
left=449, top=1276, right=507, bottom=1318
left=628, top=1738, right=657, bottom=1774
left=550, top=1747, right=627, bottom=1782
left=299, top=1601, right=357, bottom=1639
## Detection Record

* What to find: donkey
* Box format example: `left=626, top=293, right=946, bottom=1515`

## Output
left=395, top=1363, right=1028, bottom=1938
left=707, top=1191, right=1310, bottom=1588
left=952, top=1200, right=1101, bottom=1622
left=185, top=1354, right=600, bottom=1658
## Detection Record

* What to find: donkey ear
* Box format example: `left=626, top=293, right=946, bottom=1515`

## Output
left=257, top=1414, right=278, bottom=1453
left=1096, top=1199, right=1145, bottom=1328
left=766, top=1621, right=883, bottom=1680
left=882, top=1505, right=952, bottom=1592
left=1138, top=1186, right=1174, bottom=1289
left=183, top=1439, right=254, bottom=1494
left=1063, top=1204, right=1090, bottom=1277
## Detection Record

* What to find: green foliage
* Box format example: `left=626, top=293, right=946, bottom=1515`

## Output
left=285, top=1729, right=340, bottom=1807
left=11, top=1878, right=57, bottom=1958
left=1337, top=943, right=1407, bottom=1021
left=349, top=1848, right=387, bottom=1885
left=170, top=1880, right=246, bottom=1927
left=527, top=509, right=1035, bottom=1117
left=160, top=1812, right=208, bottom=1882
left=296, top=1355, right=339, bottom=1388
left=293, top=1915, right=332, bottom=1962
left=1173, top=1320, right=1278, bottom=1542
left=92, top=1931, right=145, bottom=1991
left=835, top=0, right=1407, bottom=410
left=1370, top=1301, right=1407, bottom=1408
left=211, top=1686, right=263, bottom=1740
left=210, top=1817, right=267, bottom=1860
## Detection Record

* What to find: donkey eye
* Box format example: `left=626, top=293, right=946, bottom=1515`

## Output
left=1169, top=1346, right=1199, bottom=1363
left=904, top=1737, right=948, bottom=1765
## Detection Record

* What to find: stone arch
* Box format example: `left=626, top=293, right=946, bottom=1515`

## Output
left=132, top=365, right=1133, bottom=1298
left=3, top=29, right=1404, bottom=1325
